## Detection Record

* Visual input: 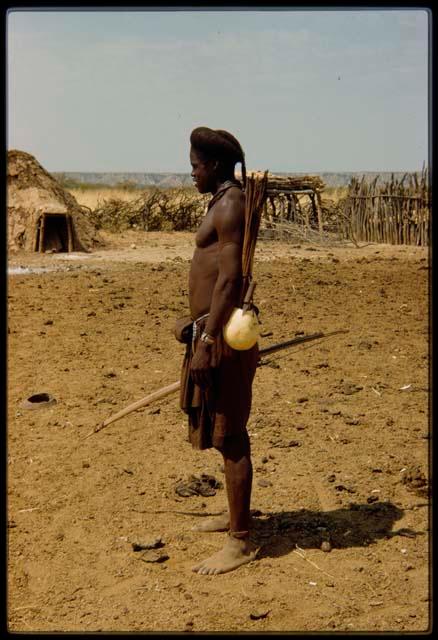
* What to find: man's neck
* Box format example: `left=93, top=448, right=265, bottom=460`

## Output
left=211, top=176, right=238, bottom=195
left=207, top=178, right=241, bottom=211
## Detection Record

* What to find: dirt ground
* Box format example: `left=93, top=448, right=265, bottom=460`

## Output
left=7, top=230, right=431, bottom=633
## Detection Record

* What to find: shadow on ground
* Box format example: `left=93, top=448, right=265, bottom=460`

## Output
left=249, top=501, right=424, bottom=558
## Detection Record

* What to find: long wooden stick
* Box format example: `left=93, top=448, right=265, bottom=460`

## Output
left=85, top=329, right=348, bottom=439
left=258, top=329, right=347, bottom=358
left=84, top=381, right=180, bottom=438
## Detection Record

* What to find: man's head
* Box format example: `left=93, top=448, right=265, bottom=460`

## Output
left=190, top=127, right=246, bottom=194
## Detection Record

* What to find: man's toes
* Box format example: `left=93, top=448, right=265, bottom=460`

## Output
left=192, top=562, right=209, bottom=574
left=193, top=563, right=217, bottom=575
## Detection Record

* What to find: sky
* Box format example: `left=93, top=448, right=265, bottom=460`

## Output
left=6, top=8, right=430, bottom=174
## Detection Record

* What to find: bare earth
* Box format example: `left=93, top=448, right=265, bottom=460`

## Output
left=7, top=230, right=431, bottom=633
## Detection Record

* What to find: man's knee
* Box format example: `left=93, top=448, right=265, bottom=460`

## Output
left=217, top=430, right=251, bottom=460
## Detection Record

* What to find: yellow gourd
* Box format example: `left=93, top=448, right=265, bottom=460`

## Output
left=223, top=307, right=259, bottom=350
left=223, top=281, right=259, bottom=350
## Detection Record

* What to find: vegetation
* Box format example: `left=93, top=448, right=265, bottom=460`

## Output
left=69, top=186, right=209, bottom=232
left=67, top=173, right=429, bottom=246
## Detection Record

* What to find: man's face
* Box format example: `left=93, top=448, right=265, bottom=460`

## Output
left=190, top=147, right=216, bottom=194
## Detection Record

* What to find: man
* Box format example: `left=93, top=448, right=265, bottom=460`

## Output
left=179, top=127, right=259, bottom=575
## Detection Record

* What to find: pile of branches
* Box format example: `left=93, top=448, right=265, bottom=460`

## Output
left=87, top=188, right=209, bottom=232
left=317, top=196, right=350, bottom=234
left=258, top=219, right=348, bottom=246
left=249, top=171, right=326, bottom=193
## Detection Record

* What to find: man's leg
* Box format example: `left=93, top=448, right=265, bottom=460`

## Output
left=191, top=431, right=258, bottom=575
left=192, top=431, right=251, bottom=532
left=223, top=430, right=253, bottom=533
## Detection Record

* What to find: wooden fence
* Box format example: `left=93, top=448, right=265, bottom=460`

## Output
left=339, top=170, right=430, bottom=246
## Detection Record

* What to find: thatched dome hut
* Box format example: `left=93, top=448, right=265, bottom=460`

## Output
left=7, top=149, right=102, bottom=253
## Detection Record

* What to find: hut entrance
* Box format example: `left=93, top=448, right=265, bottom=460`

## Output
left=35, top=213, right=73, bottom=253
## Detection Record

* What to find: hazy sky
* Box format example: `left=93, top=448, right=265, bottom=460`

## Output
left=7, top=8, right=430, bottom=173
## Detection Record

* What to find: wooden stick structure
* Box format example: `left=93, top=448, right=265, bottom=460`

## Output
left=340, top=168, right=430, bottom=246
left=247, top=168, right=430, bottom=247
left=247, top=171, right=326, bottom=242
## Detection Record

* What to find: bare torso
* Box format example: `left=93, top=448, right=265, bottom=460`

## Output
left=189, top=208, right=219, bottom=319
left=189, top=185, right=244, bottom=321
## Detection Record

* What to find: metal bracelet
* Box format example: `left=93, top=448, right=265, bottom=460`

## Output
left=200, top=331, right=215, bottom=345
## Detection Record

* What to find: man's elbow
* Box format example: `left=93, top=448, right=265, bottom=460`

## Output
left=216, top=274, right=240, bottom=295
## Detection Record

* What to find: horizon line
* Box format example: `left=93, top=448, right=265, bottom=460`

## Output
left=51, top=168, right=428, bottom=175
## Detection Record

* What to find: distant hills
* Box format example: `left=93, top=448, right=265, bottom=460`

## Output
left=52, top=171, right=423, bottom=189
left=53, top=172, right=194, bottom=189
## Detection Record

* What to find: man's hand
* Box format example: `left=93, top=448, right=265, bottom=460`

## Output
left=190, top=341, right=213, bottom=388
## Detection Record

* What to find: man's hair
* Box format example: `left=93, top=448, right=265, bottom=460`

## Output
left=190, top=126, right=246, bottom=187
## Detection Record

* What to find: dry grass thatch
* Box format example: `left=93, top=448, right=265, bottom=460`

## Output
left=7, top=149, right=102, bottom=252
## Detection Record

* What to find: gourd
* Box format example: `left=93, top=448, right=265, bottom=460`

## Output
left=223, top=281, right=259, bottom=350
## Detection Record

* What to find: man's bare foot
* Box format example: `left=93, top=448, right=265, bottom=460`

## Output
left=192, top=512, right=256, bottom=533
left=191, top=534, right=259, bottom=575
left=191, top=512, right=230, bottom=532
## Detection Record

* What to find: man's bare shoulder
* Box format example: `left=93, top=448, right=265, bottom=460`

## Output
left=213, top=189, right=245, bottom=243
left=212, top=187, right=245, bottom=237
left=214, top=186, right=245, bottom=217
left=222, top=186, right=245, bottom=207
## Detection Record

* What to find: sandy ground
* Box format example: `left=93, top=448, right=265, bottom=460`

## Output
left=7, top=230, right=431, bottom=633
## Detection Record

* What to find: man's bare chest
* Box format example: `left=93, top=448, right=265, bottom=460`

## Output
left=195, top=210, right=218, bottom=249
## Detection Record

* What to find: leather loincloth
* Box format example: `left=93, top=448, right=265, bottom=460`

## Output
left=179, top=316, right=258, bottom=450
